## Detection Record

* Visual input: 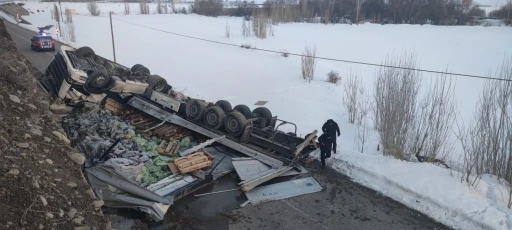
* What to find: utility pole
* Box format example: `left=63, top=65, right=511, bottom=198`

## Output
left=109, top=12, right=117, bottom=63
left=59, top=1, right=63, bottom=23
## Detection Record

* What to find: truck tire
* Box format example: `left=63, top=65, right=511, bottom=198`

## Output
left=75, top=46, right=95, bottom=59
left=252, top=107, right=272, bottom=127
left=233, top=104, right=252, bottom=119
left=84, top=70, right=112, bottom=94
left=204, top=106, right=226, bottom=130
left=131, top=64, right=150, bottom=75
left=224, top=111, right=247, bottom=137
left=215, top=100, right=232, bottom=113
left=186, top=99, right=206, bottom=122
left=147, top=75, right=168, bottom=93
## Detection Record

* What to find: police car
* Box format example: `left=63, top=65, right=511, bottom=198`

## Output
left=30, top=31, right=55, bottom=52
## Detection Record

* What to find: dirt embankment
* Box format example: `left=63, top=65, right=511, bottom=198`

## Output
left=0, top=18, right=110, bottom=230
left=0, top=3, right=29, bottom=17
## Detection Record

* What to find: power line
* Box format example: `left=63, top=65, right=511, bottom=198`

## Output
left=112, top=17, right=512, bottom=82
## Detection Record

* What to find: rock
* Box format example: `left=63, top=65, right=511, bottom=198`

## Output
left=30, top=128, right=43, bottom=136
left=54, top=169, right=58, bottom=172
left=93, top=200, right=104, bottom=208
left=8, top=168, right=19, bottom=176
left=20, top=153, right=27, bottom=158
left=23, top=134, right=31, bottom=139
left=68, top=153, right=85, bottom=165
left=43, top=149, right=49, bottom=154
left=43, top=137, right=51, bottom=142
left=39, top=224, right=44, bottom=229
left=32, top=178, right=40, bottom=189
left=67, top=182, right=78, bottom=188
left=49, top=104, right=74, bottom=114
left=54, top=178, right=61, bottom=182
left=7, top=222, right=12, bottom=225
left=27, top=104, right=37, bottom=110
left=45, top=213, right=54, bottom=219
left=40, top=196, right=48, bottom=206
left=16, top=142, right=29, bottom=149
left=50, top=183, right=56, bottom=187
left=59, top=209, right=65, bottom=218
left=9, top=95, right=20, bottom=104
left=68, top=208, right=77, bottom=218
left=45, top=159, right=53, bottom=164
left=52, top=131, right=70, bottom=144
left=85, top=189, right=96, bottom=199
left=72, top=216, right=84, bottom=225
left=74, top=227, right=91, bottom=230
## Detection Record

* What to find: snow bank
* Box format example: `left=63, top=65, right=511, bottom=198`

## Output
left=13, top=4, right=512, bottom=230
left=309, top=149, right=512, bottom=230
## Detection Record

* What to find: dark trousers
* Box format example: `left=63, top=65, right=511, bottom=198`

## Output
left=320, top=146, right=327, bottom=167
left=330, top=135, right=337, bottom=153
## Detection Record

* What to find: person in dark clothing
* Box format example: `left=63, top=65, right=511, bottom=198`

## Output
left=322, top=119, right=340, bottom=154
left=317, top=132, right=332, bottom=169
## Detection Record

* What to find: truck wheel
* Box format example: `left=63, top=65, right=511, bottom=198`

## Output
left=132, top=71, right=148, bottom=82
left=75, top=46, right=95, bottom=59
left=84, top=70, right=112, bottom=94
left=215, top=100, right=232, bottom=113
left=147, top=75, right=168, bottom=93
left=224, top=111, right=247, bottom=137
left=233, top=104, right=252, bottom=119
left=131, top=64, right=150, bottom=75
left=252, top=107, right=272, bottom=127
left=185, top=99, right=206, bottom=122
left=204, top=106, right=225, bottom=130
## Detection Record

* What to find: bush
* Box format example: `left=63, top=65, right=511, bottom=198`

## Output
left=87, top=2, right=101, bottom=16
left=301, top=45, right=316, bottom=83
left=327, top=70, right=340, bottom=84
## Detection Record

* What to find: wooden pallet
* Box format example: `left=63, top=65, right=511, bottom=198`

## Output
left=157, top=140, right=180, bottom=156
left=171, top=152, right=213, bottom=174
left=104, top=98, right=132, bottom=116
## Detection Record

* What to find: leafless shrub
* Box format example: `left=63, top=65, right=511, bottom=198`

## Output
left=64, top=8, right=73, bottom=23
left=157, top=0, right=163, bottom=14
left=240, top=43, right=253, bottom=49
left=241, top=19, right=251, bottom=37
left=327, top=70, right=340, bottom=84
left=139, top=1, right=150, bottom=15
left=252, top=10, right=270, bottom=39
left=374, top=53, right=421, bottom=160
left=356, top=86, right=370, bottom=152
left=301, top=45, right=316, bottom=83
left=456, top=56, right=512, bottom=206
left=124, top=3, right=130, bottom=15
left=280, top=49, right=289, bottom=57
left=53, top=4, right=60, bottom=22
left=225, top=22, right=231, bottom=38
left=411, top=73, right=457, bottom=163
left=163, top=3, right=169, bottom=14
left=87, top=2, right=101, bottom=16
left=343, top=71, right=361, bottom=123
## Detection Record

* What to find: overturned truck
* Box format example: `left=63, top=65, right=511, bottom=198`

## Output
left=38, top=45, right=320, bottom=221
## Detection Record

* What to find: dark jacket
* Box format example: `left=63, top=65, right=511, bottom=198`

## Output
left=318, top=133, right=332, bottom=152
left=322, top=119, right=340, bottom=137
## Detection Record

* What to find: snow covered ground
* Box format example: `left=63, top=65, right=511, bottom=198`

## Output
left=4, top=1, right=512, bottom=230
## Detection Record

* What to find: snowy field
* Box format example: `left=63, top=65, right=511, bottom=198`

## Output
left=4, top=1, right=512, bottom=230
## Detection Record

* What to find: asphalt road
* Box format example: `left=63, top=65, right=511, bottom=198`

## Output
left=5, top=20, right=453, bottom=230
left=4, top=20, right=61, bottom=72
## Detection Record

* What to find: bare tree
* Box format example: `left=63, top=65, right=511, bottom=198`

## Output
left=241, top=19, right=251, bottom=37
left=87, top=2, right=101, bottom=16
left=356, top=86, right=370, bottom=153
left=53, top=4, right=60, bottom=22
left=64, top=8, right=73, bottom=23
left=124, top=2, right=131, bottom=15
left=411, top=73, right=457, bottom=163
left=140, top=1, right=150, bottom=15
left=343, top=71, right=361, bottom=124
left=252, top=10, right=269, bottom=39
left=355, top=0, right=366, bottom=24
left=157, top=0, right=163, bottom=14
left=374, top=52, right=421, bottom=160
left=301, top=45, right=317, bottom=83
left=67, top=22, right=76, bottom=42
left=225, top=22, right=231, bottom=38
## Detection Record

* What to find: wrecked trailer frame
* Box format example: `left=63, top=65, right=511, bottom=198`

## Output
left=39, top=44, right=320, bottom=222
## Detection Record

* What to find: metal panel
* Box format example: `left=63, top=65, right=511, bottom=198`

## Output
left=232, top=158, right=308, bottom=181
left=127, top=96, right=283, bottom=168
left=244, top=177, right=323, bottom=205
